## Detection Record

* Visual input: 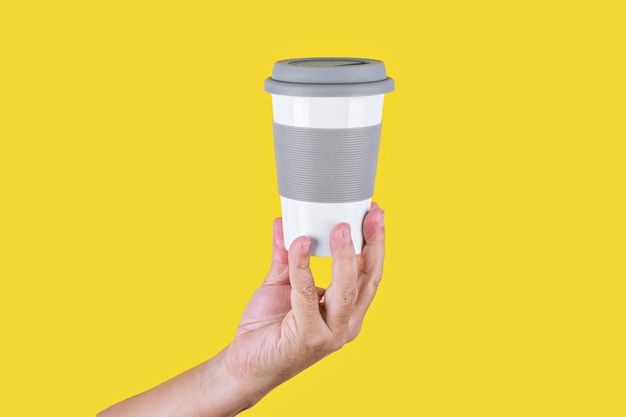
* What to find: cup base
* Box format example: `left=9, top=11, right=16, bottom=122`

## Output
left=280, top=196, right=371, bottom=257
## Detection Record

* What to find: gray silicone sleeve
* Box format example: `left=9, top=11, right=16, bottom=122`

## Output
left=273, top=122, right=382, bottom=203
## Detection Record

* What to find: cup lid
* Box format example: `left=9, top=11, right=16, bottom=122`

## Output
left=264, top=57, right=394, bottom=97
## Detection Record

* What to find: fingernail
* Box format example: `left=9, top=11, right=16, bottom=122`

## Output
left=301, top=239, right=311, bottom=254
left=379, top=211, right=385, bottom=228
left=342, top=227, right=352, bottom=244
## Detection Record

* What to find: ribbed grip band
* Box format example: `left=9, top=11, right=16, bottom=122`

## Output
left=273, top=122, right=382, bottom=203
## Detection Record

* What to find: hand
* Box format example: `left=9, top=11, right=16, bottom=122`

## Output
left=224, top=202, right=385, bottom=404
left=98, top=203, right=385, bottom=417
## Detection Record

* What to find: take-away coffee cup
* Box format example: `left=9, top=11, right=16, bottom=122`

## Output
left=265, top=57, right=394, bottom=256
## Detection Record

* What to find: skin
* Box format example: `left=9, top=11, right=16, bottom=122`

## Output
left=99, top=202, right=385, bottom=417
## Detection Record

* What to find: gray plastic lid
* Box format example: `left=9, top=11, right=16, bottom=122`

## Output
left=264, top=57, right=395, bottom=97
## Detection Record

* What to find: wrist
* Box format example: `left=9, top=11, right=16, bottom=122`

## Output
left=197, top=347, right=270, bottom=416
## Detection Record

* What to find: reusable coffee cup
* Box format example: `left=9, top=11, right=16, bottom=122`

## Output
left=265, top=57, right=394, bottom=256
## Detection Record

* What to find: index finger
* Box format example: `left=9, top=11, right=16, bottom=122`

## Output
left=323, top=223, right=358, bottom=339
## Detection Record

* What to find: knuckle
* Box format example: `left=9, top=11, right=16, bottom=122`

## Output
left=296, top=257, right=310, bottom=271
left=347, top=320, right=363, bottom=343
left=342, top=285, right=359, bottom=306
left=305, top=328, right=346, bottom=354
left=297, top=277, right=318, bottom=298
left=329, top=327, right=350, bottom=352
left=329, top=334, right=347, bottom=352
left=304, top=331, right=327, bottom=351
left=370, top=270, right=383, bottom=289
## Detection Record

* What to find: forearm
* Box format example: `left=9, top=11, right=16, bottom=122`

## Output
left=97, top=348, right=262, bottom=417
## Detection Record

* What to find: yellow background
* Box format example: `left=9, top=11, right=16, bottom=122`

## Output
left=1, top=0, right=624, bottom=415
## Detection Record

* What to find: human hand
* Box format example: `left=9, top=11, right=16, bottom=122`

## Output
left=98, top=203, right=385, bottom=417
left=224, top=202, right=385, bottom=406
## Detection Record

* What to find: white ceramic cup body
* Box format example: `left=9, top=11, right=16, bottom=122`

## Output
left=271, top=94, right=384, bottom=256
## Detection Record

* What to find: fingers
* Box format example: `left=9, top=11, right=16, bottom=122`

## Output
left=323, top=223, right=358, bottom=338
left=363, top=202, right=385, bottom=247
left=264, top=218, right=289, bottom=285
left=265, top=204, right=384, bottom=346
left=287, top=236, right=321, bottom=321
left=352, top=203, right=385, bottom=330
